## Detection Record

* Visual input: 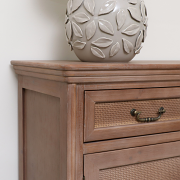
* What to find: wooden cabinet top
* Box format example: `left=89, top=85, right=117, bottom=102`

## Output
left=11, top=60, right=180, bottom=71
left=11, top=60, right=180, bottom=83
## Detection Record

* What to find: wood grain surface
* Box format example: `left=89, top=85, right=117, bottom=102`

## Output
left=24, top=90, right=60, bottom=180
left=11, top=60, right=180, bottom=70
left=13, top=60, right=180, bottom=180
left=83, top=131, right=180, bottom=154
left=14, top=65, right=180, bottom=77
left=85, top=87, right=180, bottom=142
left=84, top=141, right=180, bottom=180
left=18, top=76, right=24, bottom=180
left=12, top=60, right=180, bottom=83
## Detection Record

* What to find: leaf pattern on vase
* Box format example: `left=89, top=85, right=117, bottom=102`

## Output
left=110, top=42, right=120, bottom=57
left=135, top=30, right=143, bottom=50
left=72, top=0, right=83, bottom=13
left=98, top=19, right=114, bottom=35
left=72, top=22, right=83, bottom=37
left=128, top=0, right=137, bottom=5
left=98, top=0, right=116, bottom=16
left=73, top=13, right=90, bottom=23
left=66, top=21, right=72, bottom=41
left=92, top=37, right=113, bottom=48
left=65, top=0, right=148, bottom=60
left=86, top=20, right=96, bottom=40
left=128, top=7, right=141, bottom=22
left=91, top=47, right=105, bottom=58
left=135, top=46, right=142, bottom=54
left=116, top=9, right=126, bottom=30
left=140, top=1, right=147, bottom=23
left=68, top=42, right=73, bottom=51
left=122, top=38, right=133, bottom=54
left=144, top=17, right=148, bottom=26
left=122, top=24, right=140, bottom=36
left=73, top=40, right=86, bottom=49
left=65, top=14, right=69, bottom=24
left=143, top=27, right=147, bottom=42
left=84, top=0, right=95, bottom=16
left=67, top=0, right=72, bottom=15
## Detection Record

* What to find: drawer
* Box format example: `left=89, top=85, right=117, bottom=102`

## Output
left=84, top=141, right=180, bottom=180
left=84, top=87, right=180, bottom=142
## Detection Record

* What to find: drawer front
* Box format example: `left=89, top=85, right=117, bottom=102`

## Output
left=99, top=157, right=180, bottom=180
left=84, top=87, right=180, bottom=142
left=95, top=98, right=180, bottom=128
left=84, top=141, right=180, bottom=180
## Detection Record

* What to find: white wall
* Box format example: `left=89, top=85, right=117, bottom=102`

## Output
left=0, top=0, right=180, bottom=179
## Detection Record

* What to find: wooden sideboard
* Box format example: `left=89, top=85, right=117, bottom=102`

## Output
left=11, top=60, right=180, bottom=180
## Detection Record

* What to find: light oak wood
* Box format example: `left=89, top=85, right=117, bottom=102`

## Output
left=84, top=141, right=180, bottom=180
left=85, top=87, right=180, bottom=142
left=12, top=60, right=180, bottom=180
left=75, top=85, right=84, bottom=180
left=17, top=76, right=82, bottom=180
left=21, top=76, right=61, bottom=97
left=83, top=81, right=180, bottom=90
left=11, top=60, right=180, bottom=71
left=24, top=90, right=60, bottom=180
left=14, top=69, right=180, bottom=83
left=59, top=83, right=68, bottom=180
left=83, top=131, right=180, bottom=154
left=14, top=65, right=180, bottom=77
left=18, top=76, right=24, bottom=180
left=67, top=84, right=76, bottom=180
left=11, top=60, right=180, bottom=83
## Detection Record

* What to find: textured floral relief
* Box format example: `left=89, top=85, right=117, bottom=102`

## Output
left=140, top=1, right=147, bottom=23
left=73, top=40, right=86, bottom=49
left=143, top=27, right=147, bottom=42
left=116, top=9, right=126, bottom=30
left=135, top=30, right=143, bottom=50
left=122, top=38, right=133, bottom=54
left=84, top=0, right=95, bottom=16
left=98, top=19, right=114, bottom=35
left=122, top=24, right=140, bottom=36
left=72, top=0, right=83, bottom=13
left=66, top=21, right=72, bottom=41
left=65, top=0, right=148, bottom=62
left=67, top=0, right=72, bottom=15
left=86, top=20, right=96, bottom=40
left=128, top=7, right=141, bottom=22
left=65, top=14, right=69, bottom=24
left=92, top=37, right=113, bottom=48
left=128, top=0, right=138, bottom=5
left=144, top=1, right=148, bottom=14
left=110, top=42, right=120, bottom=57
left=98, top=0, right=116, bottom=16
left=72, top=22, right=83, bottom=37
left=135, top=46, right=142, bottom=54
left=91, top=47, right=105, bottom=58
left=144, top=17, right=148, bottom=26
left=73, top=13, right=90, bottom=23
left=68, top=42, right=73, bottom=51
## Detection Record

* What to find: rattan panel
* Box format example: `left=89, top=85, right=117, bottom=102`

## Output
left=95, top=98, right=180, bottom=128
left=99, top=156, right=180, bottom=180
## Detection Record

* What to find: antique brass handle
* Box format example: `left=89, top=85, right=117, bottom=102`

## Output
left=130, top=107, right=166, bottom=122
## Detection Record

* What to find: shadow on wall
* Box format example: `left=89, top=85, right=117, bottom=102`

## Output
left=34, top=0, right=78, bottom=60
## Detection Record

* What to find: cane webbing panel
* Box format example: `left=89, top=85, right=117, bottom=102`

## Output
left=99, top=156, right=180, bottom=180
left=94, top=98, right=180, bottom=128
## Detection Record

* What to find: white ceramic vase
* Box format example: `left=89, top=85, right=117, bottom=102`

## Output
left=65, top=0, right=148, bottom=62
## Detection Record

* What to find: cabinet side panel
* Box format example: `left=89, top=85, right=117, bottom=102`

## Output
left=24, top=90, right=60, bottom=180
left=18, top=76, right=24, bottom=180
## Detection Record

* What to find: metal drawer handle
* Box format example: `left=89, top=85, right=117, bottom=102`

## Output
left=130, top=107, right=166, bottom=122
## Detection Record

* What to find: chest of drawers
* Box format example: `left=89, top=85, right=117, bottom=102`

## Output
left=11, top=60, right=180, bottom=180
